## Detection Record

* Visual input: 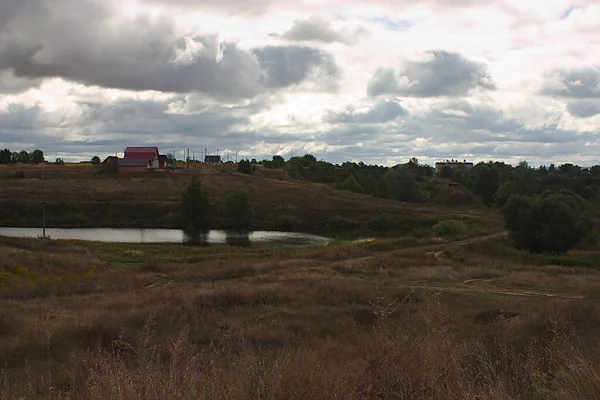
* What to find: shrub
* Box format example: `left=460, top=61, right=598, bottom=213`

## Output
left=342, top=175, right=364, bottom=194
left=412, top=227, right=433, bottom=238
left=432, top=220, right=465, bottom=237
left=275, top=214, right=300, bottom=230
left=238, top=159, right=252, bottom=174
left=326, top=215, right=359, bottom=230
left=503, top=194, right=592, bottom=254
left=368, top=214, right=397, bottom=231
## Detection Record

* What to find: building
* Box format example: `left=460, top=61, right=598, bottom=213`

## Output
left=124, top=147, right=160, bottom=162
left=115, top=158, right=150, bottom=173
left=101, top=146, right=166, bottom=173
left=204, top=155, right=221, bottom=164
left=435, top=159, right=474, bottom=175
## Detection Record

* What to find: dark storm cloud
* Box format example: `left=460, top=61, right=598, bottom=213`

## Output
left=566, top=100, right=600, bottom=118
left=279, top=17, right=355, bottom=44
left=0, top=70, right=41, bottom=93
left=253, top=46, right=340, bottom=90
left=541, top=68, right=600, bottom=99
left=326, top=99, right=408, bottom=124
left=367, top=51, right=496, bottom=97
left=0, top=1, right=340, bottom=100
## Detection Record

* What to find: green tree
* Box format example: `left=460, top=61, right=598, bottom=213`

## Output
left=238, top=159, right=252, bottom=174
left=182, top=177, right=211, bottom=231
left=17, top=151, right=30, bottom=163
left=55, top=157, right=65, bottom=165
left=0, top=149, right=10, bottom=164
left=503, top=194, right=590, bottom=254
left=385, top=167, right=425, bottom=203
left=342, top=175, right=364, bottom=193
left=91, top=156, right=101, bottom=165
left=272, top=155, right=285, bottom=168
left=31, top=150, right=45, bottom=164
left=224, top=190, right=255, bottom=230
left=472, top=164, right=500, bottom=206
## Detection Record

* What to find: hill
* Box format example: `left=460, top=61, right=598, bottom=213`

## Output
left=0, top=164, right=496, bottom=232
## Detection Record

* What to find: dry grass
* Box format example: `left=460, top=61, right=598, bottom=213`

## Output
left=2, top=233, right=600, bottom=399
left=0, top=164, right=497, bottom=229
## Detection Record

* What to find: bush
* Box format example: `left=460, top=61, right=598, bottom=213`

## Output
left=326, top=215, right=360, bottom=230
left=432, top=220, right=465, bottom=237
left=412, top=227, right=433, bottom=238
left=503, top=194, right=592, bottom=254
left=238, top=159, right=252, bottom=174
left=224, top=190, right=255, bottom=230
left=342, top=175, right=364, bottom=194
left=368, top=214, right=397, bottom=231
left=275, top=214, right=300, bottom=230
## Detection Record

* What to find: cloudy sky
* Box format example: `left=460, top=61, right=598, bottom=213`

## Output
left=1, top=0, right=600, bottom=166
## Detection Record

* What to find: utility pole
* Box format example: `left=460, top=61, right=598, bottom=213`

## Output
left=42, top=204, right=46, bottom=238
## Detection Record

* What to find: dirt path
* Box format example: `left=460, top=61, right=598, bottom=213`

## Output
left=318, top=231, right=586, bottom=300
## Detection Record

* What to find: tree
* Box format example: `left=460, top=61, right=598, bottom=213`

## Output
left=31, top=150, right=45, bottom=164
left=224, top=190, right=254, bottom=230
left=272, top=155, right=285, bottom=168
left=503, top=194, right=590, bottom=254
left=91, top=156, right=101, bottom=165
left=342, top=175, right=364, bottom=194
left=385, top=167, right=425, bottom=203
left=17, top=151, right=30, bottom=163
left=55, top=158, right=65, bottom=165
left=238, top=159, right=252, bottom=174
left=0, top=149, right=10, bottom=164
left=182, top=177, right=211, bottom=231
left=472, top=165, right=500, bottom=206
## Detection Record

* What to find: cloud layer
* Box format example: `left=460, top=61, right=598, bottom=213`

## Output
left=0, top=0, right=600, bottom=166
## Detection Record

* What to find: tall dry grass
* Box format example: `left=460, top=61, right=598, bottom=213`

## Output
left=2, top=236, right=600, bottom=399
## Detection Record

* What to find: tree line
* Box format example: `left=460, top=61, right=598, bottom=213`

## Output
left=0, top=149, right=45, bottom=164
left=251, top=154, right=600, bottom=254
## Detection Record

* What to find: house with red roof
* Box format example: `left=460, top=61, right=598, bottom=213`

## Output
left=101, top=146, right=167, bottom=172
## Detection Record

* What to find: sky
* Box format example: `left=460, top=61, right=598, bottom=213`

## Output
left=1, top=0, right=600, bottom=166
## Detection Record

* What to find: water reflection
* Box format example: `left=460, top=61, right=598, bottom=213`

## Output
left=225, top=231, right=251, bottom=248
left=0, top=227, right=331, bottom=247
left=183, top=229, right=209, bottom=246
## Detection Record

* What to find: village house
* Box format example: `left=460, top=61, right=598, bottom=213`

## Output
left=102, top=146, right=167, bottom=173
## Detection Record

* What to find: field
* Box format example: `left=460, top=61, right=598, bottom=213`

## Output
left=2, top=164, right=600, bottom=399
left=2, top=225, right=600, bottom=399
left=0, top=163, right=491, bottom=232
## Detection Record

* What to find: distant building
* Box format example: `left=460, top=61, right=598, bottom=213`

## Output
left=435, top=159, right=474, bottom=175
left=204, top=155, right=221, bottom=164
left=101, top=146, right=166, bottom=172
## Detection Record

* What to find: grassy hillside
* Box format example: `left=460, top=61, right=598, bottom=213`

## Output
left=0, top=164, right=495, bottom=232
left=1, top=231, right=600, bottom=398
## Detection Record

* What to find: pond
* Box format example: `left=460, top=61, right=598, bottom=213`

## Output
left=0, top=227, right=331, bottom=247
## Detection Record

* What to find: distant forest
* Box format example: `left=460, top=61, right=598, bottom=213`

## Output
left=4, top=147, right=600, bottom=211
left=256, top=154, right=600, bottom=210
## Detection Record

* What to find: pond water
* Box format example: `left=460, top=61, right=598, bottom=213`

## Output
left=0, top=227, right=331, bottom=247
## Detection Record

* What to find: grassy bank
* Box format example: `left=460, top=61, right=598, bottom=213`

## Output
left=0, top=164, right=495, bottom=232
left=1, top=229, right=600, bottom=398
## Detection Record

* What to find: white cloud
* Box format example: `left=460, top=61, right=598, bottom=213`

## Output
left=0, top=0, right=600, bottom=165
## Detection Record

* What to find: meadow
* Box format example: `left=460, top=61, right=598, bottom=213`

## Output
left=1, top=224, right=600, bottom=399
left=0, top=163, right=489, bottom=232
left=1, top=163, right=600, bottom=399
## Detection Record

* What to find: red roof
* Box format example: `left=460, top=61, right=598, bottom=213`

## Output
left=125, top=147, right=159, bottom=153
left=124, top=147, right=159, bottom=160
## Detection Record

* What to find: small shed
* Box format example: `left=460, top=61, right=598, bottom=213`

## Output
left=204, top=155, right=221, bottom=164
